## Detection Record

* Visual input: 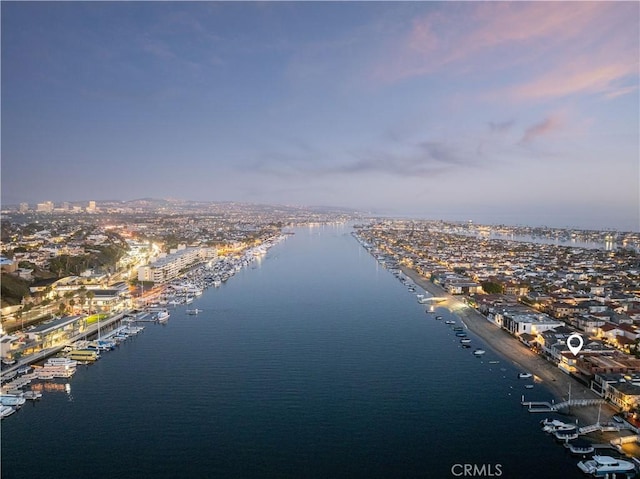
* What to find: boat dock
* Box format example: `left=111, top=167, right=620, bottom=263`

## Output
left=0, top=311, right=127, bottom=382
left=521, top=396, right=606, bottom=413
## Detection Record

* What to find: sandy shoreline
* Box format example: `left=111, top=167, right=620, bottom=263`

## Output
left=398, top=265, right=623, bottom=437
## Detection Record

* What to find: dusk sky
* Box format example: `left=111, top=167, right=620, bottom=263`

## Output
left=2, top=2, right=639, bottom=230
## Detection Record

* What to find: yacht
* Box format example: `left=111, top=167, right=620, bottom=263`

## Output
left=155, top=310, right=170, bottom=323
left=45, top=358, right=78, bottom=368
left=577, top=455, right=636, bottom=477
left=541, top=419, right=575, bottom=434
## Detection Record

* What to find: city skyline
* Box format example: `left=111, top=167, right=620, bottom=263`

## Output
left=2, top=2, right=639, bottom=231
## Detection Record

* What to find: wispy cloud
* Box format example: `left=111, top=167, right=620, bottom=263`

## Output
left=372, top=2, right=638, bottom=102
left=250, top=138, right=481, bottom=180
left=510, top=61, right=638, bottom=101
left=519, top=114, right=564, bottom=145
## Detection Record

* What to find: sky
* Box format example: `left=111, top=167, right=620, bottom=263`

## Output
left=1, top=1, right=639, bottom=231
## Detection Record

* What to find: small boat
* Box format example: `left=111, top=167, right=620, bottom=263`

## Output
left=23, top=390, right=42, bottom=400
left=460, top=338, right=471, bottom=344
left=554, top=426, right=578, bottom=442
left=518, top=372, right=533, bottom=379
left=488, top=360, right=500, bottom=364
left=453, top=326, right=464, bottom=332
left=461, top=344, right=471, bottom=349
left=455, top=332, right=467, bottom=337
left=0, top=405, right=16, bottom=419
left=524, top=384, right=534, bottom=389
left=473, top=349, right=486, bottom=356
left=445, top=320, right=456, bottom=325
left=564, top=439, right=594, bottom=456
left=0, top=394, right=26, bottom=407
left=155, top=310, right=170, bottom=323
left=186, top=309, right=202, bottom=315
left=435, top=316, right=443, bottom=320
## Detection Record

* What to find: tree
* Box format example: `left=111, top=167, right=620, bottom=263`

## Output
left=481, top=281, right=503, bottom=294
left=87, top=290, right=95, bottom=313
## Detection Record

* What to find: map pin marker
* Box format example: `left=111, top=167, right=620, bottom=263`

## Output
left=567, top=333, right=584, bottom=356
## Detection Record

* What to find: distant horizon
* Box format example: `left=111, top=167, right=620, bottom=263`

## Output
left=2, top=196, right=637, bottom=233
left=2, top=3, right=638, bottom=233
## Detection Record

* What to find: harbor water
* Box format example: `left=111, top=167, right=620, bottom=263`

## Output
left=2, top=224, right=587, bottom=478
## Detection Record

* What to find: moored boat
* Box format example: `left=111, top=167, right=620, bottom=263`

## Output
left=564, top=439, right=594, bottom=456
left=518, top=372, right=533, bottom=379
left=0, top=405, right=16, bottom=419
left=473, top=349, right=486, bottom=356
left=45, top=357, right=78, bottom=368
left=155, top=310, right=170, bottom=323
left=577, top=455, right=636, bottom=477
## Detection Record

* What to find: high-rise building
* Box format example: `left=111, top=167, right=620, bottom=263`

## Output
left=87, top=200, right=97, bottom=213
left=19, top=202, right=29, bottom=213
left=36, top=201, right=54, bottom=213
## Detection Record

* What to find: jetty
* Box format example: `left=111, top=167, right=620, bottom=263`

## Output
left=521, top=395, right=606, bottom=413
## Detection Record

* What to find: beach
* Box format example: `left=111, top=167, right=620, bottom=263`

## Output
left=399, top=266, right=623, bottom=434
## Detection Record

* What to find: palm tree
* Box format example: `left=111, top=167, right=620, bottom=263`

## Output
left=87, top=290, right=95, bottom=313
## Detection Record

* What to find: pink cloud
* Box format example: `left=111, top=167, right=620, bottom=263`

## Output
left=372, top=1, right=638, bottom=101
left=511, top=62, right=638, bottom=101
left=520, top=114, right=565, bottom=145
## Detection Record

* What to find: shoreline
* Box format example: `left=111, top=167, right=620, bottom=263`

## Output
left=398, top=265, right=625, bottom=439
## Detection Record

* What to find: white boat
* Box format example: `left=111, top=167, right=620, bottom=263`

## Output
left=35, top=365, right=76, bottom=378
left=577, top=455, right=636, bottom=477
left=0, top=405, right=16, bottom=419
left=445, top=320, right=456, bottom=325
left=186, top=309, right=202, bottom=315
left=45, top=358, right=78, bottom=368
left=155, top=310, right=170, bottom=323
left=23, top=390, right=43, bottom=400
left=541, top=419, right=574, bottom=433
left=460, top=338, right=471, bottom=344
left=518, top=372, right=533, bottom=379
left=0, top=394, right=26, bottom=407
left=473, top=349, right=486, bottom=356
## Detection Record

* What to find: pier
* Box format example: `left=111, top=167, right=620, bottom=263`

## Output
left=521, top=396, right=606, bottom=413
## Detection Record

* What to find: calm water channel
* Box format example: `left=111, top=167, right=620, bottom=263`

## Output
left=2, top=224, right=586, bottom=478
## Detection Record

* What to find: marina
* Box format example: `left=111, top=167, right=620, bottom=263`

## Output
left=0, top=225, right=634, bottom=478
